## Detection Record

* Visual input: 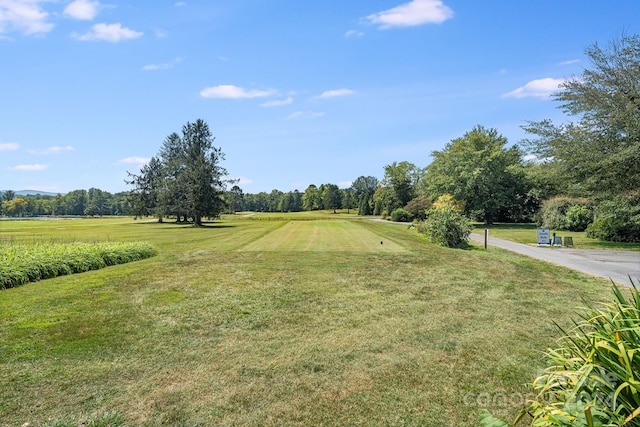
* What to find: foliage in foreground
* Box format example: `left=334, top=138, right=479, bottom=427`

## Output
left=0, top=241, right=157, bottom=289
left=417, top=194, right=472, bottom=247
left=481, top=279, right=640, bottom=427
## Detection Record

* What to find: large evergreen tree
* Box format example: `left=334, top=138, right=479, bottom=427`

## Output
left=522, top=34, right=640, bottom=198
left=127, top=119, right=228, bottom=225
left=181, top=120, right=227, bottom=225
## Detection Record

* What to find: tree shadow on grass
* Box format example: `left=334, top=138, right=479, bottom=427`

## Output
left=130, top=220, right=235, bottom=230
left=474, top=222, right=536, bottom=230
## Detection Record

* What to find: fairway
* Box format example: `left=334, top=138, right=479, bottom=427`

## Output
left=239, top=220, right=406, bottom=252
left=0, top=216, right=614, bottom=426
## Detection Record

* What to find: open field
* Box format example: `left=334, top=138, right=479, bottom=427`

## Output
left=0, top=215, right=616, bottom=426
left=473, top=223, right=640, bottom=251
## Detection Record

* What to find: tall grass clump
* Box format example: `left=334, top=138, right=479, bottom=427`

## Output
left=480, top=279, right=640, bottom=427
left=0, top=241, right=157, bottom=289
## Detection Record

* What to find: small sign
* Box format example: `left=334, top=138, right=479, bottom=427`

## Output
left=537, top=228, right=550, bottom=245
left=553, top=235, right=563, bottom=246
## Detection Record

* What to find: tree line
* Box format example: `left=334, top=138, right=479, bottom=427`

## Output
left=0, top=189, right=131, bottom=217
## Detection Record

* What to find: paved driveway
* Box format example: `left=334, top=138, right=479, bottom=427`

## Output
left=470, top=233, right=640, bottom=287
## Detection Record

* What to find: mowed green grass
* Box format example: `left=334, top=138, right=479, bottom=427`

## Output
left=0, top=216, right=614, bottom=426
left=240, top=220, right=405, bottom=252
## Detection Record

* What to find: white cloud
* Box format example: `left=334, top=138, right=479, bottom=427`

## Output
left=118, top=156, right=150, bottom=165
left=0, top=142, right=19, bottom=151
left=200, top=84, right=276, bottom=99
left=345, top=29, right=364, bottom=38
left=260, top=97, right=293, bottom=107
left=233, top=176, right=252, bottom=186
left=28, top=145, right=74, bottom=154
left=559, top=59, right=579, bottom=66
left=316, top=88, right=356, bottom=99
left=0, top=0, right=54, bottom=35
left=175, top=1, right=186, bottom=6
left=338, top=181, right=352, bottom=189
left=365, top=0, right=453, bottom=29
left=286, top=111, right=325, bottom=120
left=72, top=23, right=143, bottom=42
left=143, top=57, right=183, bottom=71
left=503, top=78, right=565, bottom=99
left=9, top=163, right=47, bottom=171
left=64, top=0, right=100, bottom=20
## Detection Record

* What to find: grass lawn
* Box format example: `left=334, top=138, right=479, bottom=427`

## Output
left=0, top=215, right=616, bottom=426
left=473, top=223, right=640, bottom=251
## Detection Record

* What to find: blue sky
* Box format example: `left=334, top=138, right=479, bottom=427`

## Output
left=1, top=0, right=638, bottom=194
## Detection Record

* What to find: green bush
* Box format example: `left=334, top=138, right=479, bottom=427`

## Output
left=539, top=196, right=593, bottom=230
left=586, top=195, right=640, bottom=242
left=538, top=196, right=571, bottom=229
left=390, top=208, right=413, bottom=222
left=565, top=205, right=594, bottom=231
left=417, top=195, right=471, bottom=248
left=403, top=196, right=432, bottom=221
left=481, top=280, right=640, bottom=427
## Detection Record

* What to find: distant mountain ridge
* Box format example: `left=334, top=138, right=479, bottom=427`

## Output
left=0, top=190, right=62, bottom=197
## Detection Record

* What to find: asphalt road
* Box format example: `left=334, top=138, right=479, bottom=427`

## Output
left=470, top=233, right=640, bottom=287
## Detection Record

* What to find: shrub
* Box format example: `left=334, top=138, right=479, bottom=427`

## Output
left=480, top=279, right=640, bottom=427
left=565, top=205, right=594, bottom=231
left=538, top=196, right=595, bottom=230
left=539, top=197, right=575, bottom=229
left=403, top=196, right=432, bottom=221
left=586, top=195, right=640, bottom=242
left=417, top=194, right=471, bottom=248
left=390, top=208, right=413, bottom=222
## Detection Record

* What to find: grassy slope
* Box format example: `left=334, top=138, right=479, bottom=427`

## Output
left=0, top=216, right=614, bottom=426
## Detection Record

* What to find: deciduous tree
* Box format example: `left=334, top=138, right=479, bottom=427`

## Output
left=380, top=162, right=422, bottom=214
left=302, top=184, right=321, bottom=211
left=351, top=176, right=378, bottom=216
left=423, top=125, right=528, bottom=225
